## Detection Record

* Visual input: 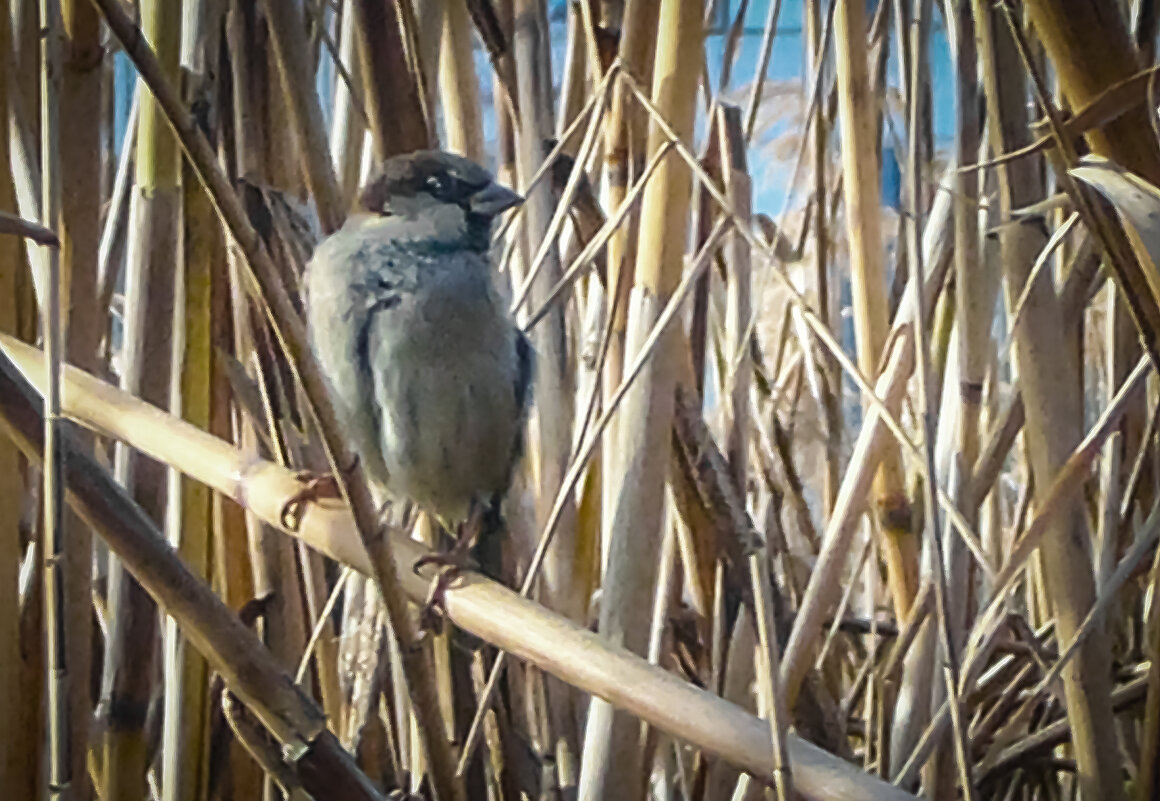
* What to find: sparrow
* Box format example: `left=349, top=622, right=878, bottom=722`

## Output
left=302, top=150, right=533, bottom=606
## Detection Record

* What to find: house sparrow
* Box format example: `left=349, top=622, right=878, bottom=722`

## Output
left=303, top=150, right=533, bottom=606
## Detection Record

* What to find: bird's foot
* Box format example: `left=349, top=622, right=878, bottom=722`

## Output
left=279, top=464, right=352, bottom=530
left=412, top=531, right=478, bottom=633
left=416, top=564, right=465, bottom=633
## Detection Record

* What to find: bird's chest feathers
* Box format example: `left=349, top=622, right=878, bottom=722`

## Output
left=381, top=262, right=504, bottom=354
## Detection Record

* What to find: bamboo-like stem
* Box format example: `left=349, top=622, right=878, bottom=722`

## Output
left=750, top=548, right=794, bottom=801
left=601, top=0, right=657, bottom=393
left=89, top=3, right=463, bottom=800
left=13, top=3, right=1153, bottom=795
left=0, top=333, right=922, bottom=801
left=260, top=0, right=343, bottom=233
left=923, top=1, right=985, bottom=795
left=991, top=6, right=1127, bottom=799
left=411, top=0, right=444, bottom=124
left=888, top=351, right=1152, bottom=789
left=60, top=0, right=101, bottom=371
left=576, top=2, right=702, bottom=797
left=39, top=0, right=72, bottom=797
left=717, top=105, right=751, bottom=492
left=226, top=30, right=312, bottom=782
left=58, top=3, right=100, bottom=797
left=160, top=160, right=215, bottom=801
left=556, top=3, right=589, bottom=143
left=510, top=0, right=581, bottom=779
left=6, top=0, right=47, bottom=297
left=900, top=1, right=973, bottom=795
left=599, top=0, right=657, bottom=560
left=101, top=2, right=181, bottom=796
left=742, top=0, right=785, bottom=142
left=158, top=10, right=219, bottom=798
left=832, top=0, right=918, bottom=622
left=350, top=0, right=430, bottom=159
left=439, top=0, right=485, bottom=162
left=806, top=0, right=840, bottom=518
left=948, top=0, right=987, bottom=589
left=96, top=90, right=137, bottom=313
left=328, top=4, right=366, bottom=209
left=890, top=0, right=934, bottom=780
left=0, top=210, right=58, bottom=245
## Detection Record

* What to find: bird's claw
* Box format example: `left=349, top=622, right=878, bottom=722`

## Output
left=417, top=564, right=465, bottom=633
left=279, top=471, right=343, bottom=530
left=412, top=538, right=476, bottom=633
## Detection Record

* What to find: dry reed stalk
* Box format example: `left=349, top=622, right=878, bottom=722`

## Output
left=833, top=0, right=918, bottom=623
left=232, top=275, right=311, bottom=801
left=717, top=105, right=752, bottom=494
left=208, top=273, right=263, bottom=798
left=60, top=0, right=101, bottom=373
left=0, top=331, right=923, bottom=801
left=556, top=5, right=590, bottom=142
left=350, top=0, right=431, bottom=158
left=916, top=2, right=986, bottom=795
left=96, top=91, right=137, bottom=316
left=986, top=5, right=1128, bottom=799
left=101, top=1, right=183, bottom=794
left=261, top=0, right=343, bottom=234
left=222, top=35, right=313, bottom=796
left=889, top=0, right=934, bottom=780
left=742, top=0, right=786, bottom=141
left=600, top=0, right=657, bottom=388
left=411, top=0, right=445, bottom=133
left=0, top=0, right=36, bottom=789
left=948, top=0, right=988, bottom=602
left=38, top=2, right=75, bottom=798
left=156, top=11, right=223, bottom=796
left=439, top=0, right=485, bottom=162
left=705, top=606, right=759, bottom=800
left=159, top=163, right=216, bottom=801
left=328, top=4, right=367, bottom=208
left=599, top=2, right=657, bottom=564
left=1021, top=5, right=1160, bottom=797
left=619, top=59, right=993, bottom=628
left=805, top=0, right=840, bottom=518
left=576, top=1, right=702, bottom=797
left=509, top=0, right=583, bottom=783
left=750, top=549, right=794, bottom=801
left=511, top=0, right=582, bottom=626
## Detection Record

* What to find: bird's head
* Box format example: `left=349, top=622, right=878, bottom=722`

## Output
left=356, top=150, right=523, bottom=252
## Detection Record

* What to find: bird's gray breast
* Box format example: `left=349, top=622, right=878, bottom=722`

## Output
left=368, top=249, right=524, bottom=521
left=306, top=228, right=525, bottom=522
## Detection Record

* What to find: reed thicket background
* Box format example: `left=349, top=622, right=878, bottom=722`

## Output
left=2, top=1, right=1160, bottom=800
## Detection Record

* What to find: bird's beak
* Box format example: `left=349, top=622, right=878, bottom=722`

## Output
left=470, top=182, right=524, bottom=217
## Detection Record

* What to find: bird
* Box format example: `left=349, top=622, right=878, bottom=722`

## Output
left=300, top=150, right=534, bottom=621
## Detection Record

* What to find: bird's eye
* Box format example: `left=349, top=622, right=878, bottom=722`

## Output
left=426, top=176, right=445, bottom=194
